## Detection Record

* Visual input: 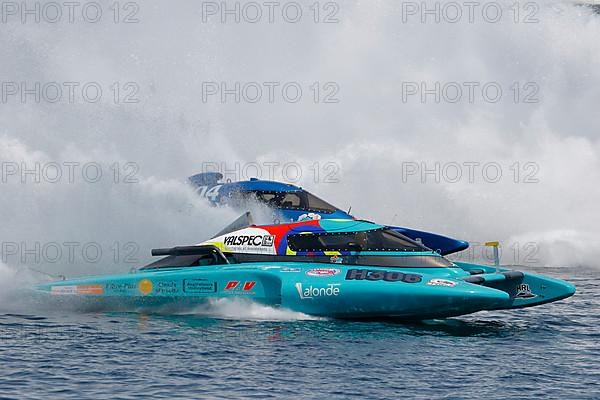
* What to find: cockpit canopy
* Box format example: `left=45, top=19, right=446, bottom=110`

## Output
left=287, top=228, right=425, bottom=252
left=229, top=190, right=338, bottom=214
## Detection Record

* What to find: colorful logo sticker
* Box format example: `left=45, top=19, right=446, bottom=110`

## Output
left=306, top=268, right=341, bottom=277
left=224, top=235, right=274, bottom=247
left=329, top=255, right=343, bottom=264
left=297, top=213, right=322, bottom=221
left=225, top=281, right=257, bottom=292
left=50, top=285, right=104, bottom=295
left=77, top=285, right=104, bottom=295
left=138, top=279, right=153, bottom=295
left=215, top=227, right=277, bottom=255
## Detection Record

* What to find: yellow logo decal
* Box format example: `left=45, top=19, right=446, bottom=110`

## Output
left=138, top=279, right=153, bottom=295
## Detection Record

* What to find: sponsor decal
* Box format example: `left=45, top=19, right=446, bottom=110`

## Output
left=76, top=285, right=104, bottom=295
left=155, top=280, right=179, bottom=295
left=224, top=235, right=274, bottom=247
left=281, top=267, right=301, bottom=273
left=261, top=235, right=274, bottom=246
left=427, top=278, right=457, bottom=287
left=183, top=279, right=217, bottom=294
left=515, top=283, right=536, bottom=299
left=306, top=268, right=341, bottom=277
left=50, top=284, right=104, bottom=295
left=107, top=282, right=137, bottom=293
left=345, top=269, right=422, bottom=283
left=330, top=255, right=343, bottom=264
left=298, top=212, right=322, bottom=221
left=217, top=229, right=277, bottom=254
left=51, top=285, right=77, bottom=295
left=295, top=283, right=340, bottom=299
left=138, top=279, right=153, bottom=295
left=225, top=280, right=257, bottom=293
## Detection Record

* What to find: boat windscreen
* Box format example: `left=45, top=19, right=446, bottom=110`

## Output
left=287, top=228, right=427, bottom=252
left=233, top=190, right=337, bottom=213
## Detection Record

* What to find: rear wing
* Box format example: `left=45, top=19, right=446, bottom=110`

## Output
left=140, top=244, right=229, bottom=270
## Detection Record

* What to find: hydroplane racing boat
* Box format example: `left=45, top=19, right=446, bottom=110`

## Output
left=36, top=219, right=575, bottom=319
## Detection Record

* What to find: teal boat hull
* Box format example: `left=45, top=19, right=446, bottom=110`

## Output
left=36, top=262, right=575, bottom=319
